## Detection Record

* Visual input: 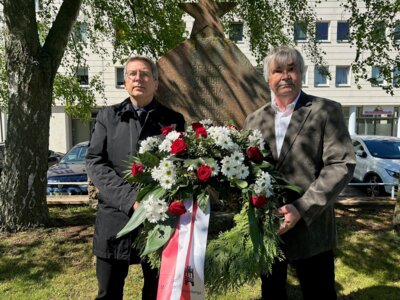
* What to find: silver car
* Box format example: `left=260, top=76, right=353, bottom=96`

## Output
left=351, top=135, right=400, bottom=196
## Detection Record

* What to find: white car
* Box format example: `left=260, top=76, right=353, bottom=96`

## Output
left=351, top=135, right=400, bottom=196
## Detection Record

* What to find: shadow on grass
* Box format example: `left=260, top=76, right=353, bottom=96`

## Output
left=335, top=206, right=400, bottom=285
left=0, top=206, right=95, bottom=284
left=341, top=285, right=400, bottom=300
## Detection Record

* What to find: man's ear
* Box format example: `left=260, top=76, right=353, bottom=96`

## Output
left=154, top=80, right=159, bottom=91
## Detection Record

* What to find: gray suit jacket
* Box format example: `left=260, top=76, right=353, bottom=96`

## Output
left=245, top=91, right=356, bottom=260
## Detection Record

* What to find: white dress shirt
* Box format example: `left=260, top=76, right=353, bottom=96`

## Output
left=271, top=93, right=301, bottom=157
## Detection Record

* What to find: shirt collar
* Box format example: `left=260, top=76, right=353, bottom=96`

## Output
left=271, top=92, right=301, bottom=113
left=130, top=99, right=155, bottom=112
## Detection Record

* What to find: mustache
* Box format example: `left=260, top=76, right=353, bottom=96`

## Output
left=278, top=80, right=295, bottom=86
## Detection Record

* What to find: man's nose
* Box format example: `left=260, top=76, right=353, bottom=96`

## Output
left=282, top=70, right=291, bottom=79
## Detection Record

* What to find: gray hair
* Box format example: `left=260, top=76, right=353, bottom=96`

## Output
left=263, top=45, right=305, bottom=80
left=124, top=55, right=159, bottom=80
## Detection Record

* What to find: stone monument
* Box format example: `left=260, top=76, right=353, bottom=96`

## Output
left=156, top=0, right=271, bottom=128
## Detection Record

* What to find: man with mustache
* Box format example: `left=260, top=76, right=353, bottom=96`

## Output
left=86, top=56, right=185, bottom=299
left=245, top=45, right=356, bottom=299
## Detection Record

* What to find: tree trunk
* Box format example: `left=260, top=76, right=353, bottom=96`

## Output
left=393, top=182, right=400, bottom=234
left=0, top=0, right=83, bottom=232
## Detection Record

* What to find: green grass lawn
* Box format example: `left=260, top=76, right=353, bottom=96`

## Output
left=0, top=205, right=399, bottom=299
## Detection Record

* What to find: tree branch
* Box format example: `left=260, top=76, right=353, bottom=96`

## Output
left=42, top=0, right=83, bottom=72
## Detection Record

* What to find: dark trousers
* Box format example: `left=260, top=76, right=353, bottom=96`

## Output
left=95, top=256, right=159, bottom=300
left=261, top=250, right=337, bottom=300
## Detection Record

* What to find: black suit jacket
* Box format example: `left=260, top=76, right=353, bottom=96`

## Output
left=86, top=98, right=185, bottom=260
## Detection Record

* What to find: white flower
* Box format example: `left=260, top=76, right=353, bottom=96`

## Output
left=208, top=126, right=238, bottom=151
left=221, top=152, right=249, bottom=179
left=139, top=137, right=161, bottom=154
left=142, top=195, right=168, bottom=223
left=151, top=158, right=177, bottom=190
left=248, top=129, right=265, bottom=149
left=159, top=139, right=172, bottom=152
left=165, top=131, right=181, bottom=141
left=254, top=171, right=273, bottom=196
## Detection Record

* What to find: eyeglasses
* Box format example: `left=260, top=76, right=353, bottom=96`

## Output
left=125, top=70, right=153, bottom=80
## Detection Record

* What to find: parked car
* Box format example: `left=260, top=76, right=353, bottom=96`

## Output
left=47, top=141, right=89, bottom=195
left=351, top=135, right=400, bottom=196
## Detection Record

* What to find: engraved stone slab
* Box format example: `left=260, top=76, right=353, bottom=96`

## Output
left=156, top=29, right=270, bottom=128
left=156, top=0, right=270, bottom=127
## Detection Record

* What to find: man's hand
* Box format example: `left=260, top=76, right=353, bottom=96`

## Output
left=276, top=204, right=301, bottom=235
left=133, top=201, right=139, bottom=211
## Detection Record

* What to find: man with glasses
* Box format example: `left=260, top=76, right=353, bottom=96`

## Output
left=86, top=56, right=185, bottom=299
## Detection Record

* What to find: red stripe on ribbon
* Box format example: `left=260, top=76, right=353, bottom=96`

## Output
left=180, top=201, right=198, bottom=300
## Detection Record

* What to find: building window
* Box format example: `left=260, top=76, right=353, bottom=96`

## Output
left=228, top=23, right=244, bottom=43
left=76, top=67, right=89, bottom=86
left=393, top=67, right=400, bottom=87
left=372, top=21, right=386, bottom=40
left=371, top=66, right=385, bottom=87
left=116, top=67, right=124, bottom=87
left=393, top=22, right=400, bottom=44
left=337, top=21, right=350, bottom=42
left=294, top=23, right=307, bottom=41
left=356, top=107, right=399, bottom=136
left=314, top=66, right=329, bottom=86
left=336, top=66, right=350, bottom=86
left=316, top=22, right=330, bottom=42
left=72, top=23, right=88, bottom=44
left=302, top=66, right=308, bottom=86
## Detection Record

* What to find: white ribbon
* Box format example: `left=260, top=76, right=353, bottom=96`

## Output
left=157, top=198, right=210, bottom=300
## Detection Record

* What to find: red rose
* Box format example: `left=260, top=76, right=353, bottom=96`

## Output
left=197, top=165, right=212, bottom=182
left=247, top=146, right=263, bottom=162
left=168, top=201, right=187, bottom=216
left=251, top=195, right=267, bottom=208
left=227, top=124, right=237, bottom=130
left=192, top=122, right=204, bottom=131
left=195, top=127, right=207, bottom=138
left=161, top=125, right=174, bottom=136
left=170, top=138, right=187, bottom=155
left=131, top=163, right=144, bottom=176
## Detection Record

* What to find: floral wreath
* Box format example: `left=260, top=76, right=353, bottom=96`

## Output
left=116, top=120, right=302, bottom=293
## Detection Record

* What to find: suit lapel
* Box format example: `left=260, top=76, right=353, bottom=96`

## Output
left=277, top=92, right=312, bottom=167
left=259, top=105, right=279, bottom=161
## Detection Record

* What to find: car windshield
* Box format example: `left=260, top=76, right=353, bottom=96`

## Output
left=60, top=145, right=88, bottom=164
left=364, top=140, right=400, bottom=159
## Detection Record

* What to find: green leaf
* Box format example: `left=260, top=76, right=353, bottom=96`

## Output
left=116, top=204, right=146, bottom=239
left=137, top=152, right=160, bottom=168
left=196, top=191, right=209, bottom=212
left=247, top=201, right=262, bottom=256
left=232, top=179, right=248, bottom=189
left=141, top=187, right=167, bottom=202
left=141, top=218, right=177, bottom=256
left=136, top=183, right=157, bottom=201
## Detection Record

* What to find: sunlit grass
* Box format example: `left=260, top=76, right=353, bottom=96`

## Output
left=0, top=205, right=399, bottom=299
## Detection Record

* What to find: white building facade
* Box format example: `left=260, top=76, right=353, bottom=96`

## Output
left=1, top=1, right=399, bottom=152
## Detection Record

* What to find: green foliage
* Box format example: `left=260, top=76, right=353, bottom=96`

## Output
left=341, top=0, right=400, bottom=94
left=205, top=201, right=283, bottom=294
left=116, top=204, right=147, bottom=239
left=53, top=73, right=105, bottom=122
left=141, top=218, right=176, bottom=256
left=87, top=0, right=186, bottom=62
